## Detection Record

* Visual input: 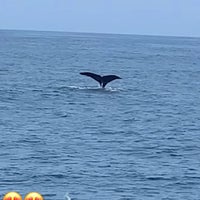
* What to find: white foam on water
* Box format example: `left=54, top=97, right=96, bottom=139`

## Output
left=64, top=192, right=71, bottom=200
left=66, top=85, right=124, bottom=92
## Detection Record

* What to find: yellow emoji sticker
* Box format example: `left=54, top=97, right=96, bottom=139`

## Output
left=3, top=192, right=22, bottom=200
left=24, top=192, right=44, bottom=200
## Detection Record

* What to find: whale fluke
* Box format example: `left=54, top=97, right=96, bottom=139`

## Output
left=80, top=72, right=121, bottom=88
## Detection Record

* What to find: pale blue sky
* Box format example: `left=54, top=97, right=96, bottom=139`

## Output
left=0, top=0, right=200, bottom=37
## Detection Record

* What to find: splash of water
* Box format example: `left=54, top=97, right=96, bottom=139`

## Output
left=64, top=192, right=71, bottom=200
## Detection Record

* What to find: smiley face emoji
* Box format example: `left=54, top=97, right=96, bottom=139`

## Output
left=24, top=192, right=44, bottom=200
left=3, top=192, right=22, bottom=200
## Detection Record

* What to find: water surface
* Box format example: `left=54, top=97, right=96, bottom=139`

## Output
left=0, top=30, right=200, bottom=200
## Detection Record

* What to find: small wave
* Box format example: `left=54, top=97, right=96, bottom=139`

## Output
left=57, top=85, right=89, bottom=91
left=64, top=192, right=71, bottom=200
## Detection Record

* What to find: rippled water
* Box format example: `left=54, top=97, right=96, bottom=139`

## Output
left=0, top=30, right=200, bottom=200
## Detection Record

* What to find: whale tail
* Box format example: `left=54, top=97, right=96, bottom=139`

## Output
left=80, top=72, right=121, bottom=88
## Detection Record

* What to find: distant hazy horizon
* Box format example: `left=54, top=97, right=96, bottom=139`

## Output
left=1, top=28, right=199, bottom=39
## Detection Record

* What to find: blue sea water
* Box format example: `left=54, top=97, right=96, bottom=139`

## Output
left=0, top=30, right=200, bottom=200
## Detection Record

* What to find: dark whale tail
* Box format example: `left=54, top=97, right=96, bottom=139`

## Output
left=80, top=72, right=121, bottom=88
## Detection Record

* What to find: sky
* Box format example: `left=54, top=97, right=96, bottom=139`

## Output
left=0, top=0, right=200, bottom=37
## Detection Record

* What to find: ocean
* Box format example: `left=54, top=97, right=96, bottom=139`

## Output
left=0, top=30, right=200, bottom=200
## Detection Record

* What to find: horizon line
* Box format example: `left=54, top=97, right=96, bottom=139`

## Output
left=0, top=28, right=199, bottom=39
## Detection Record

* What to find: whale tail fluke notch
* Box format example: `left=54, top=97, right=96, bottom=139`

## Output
left=80, top=72, right=121, bottom=88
